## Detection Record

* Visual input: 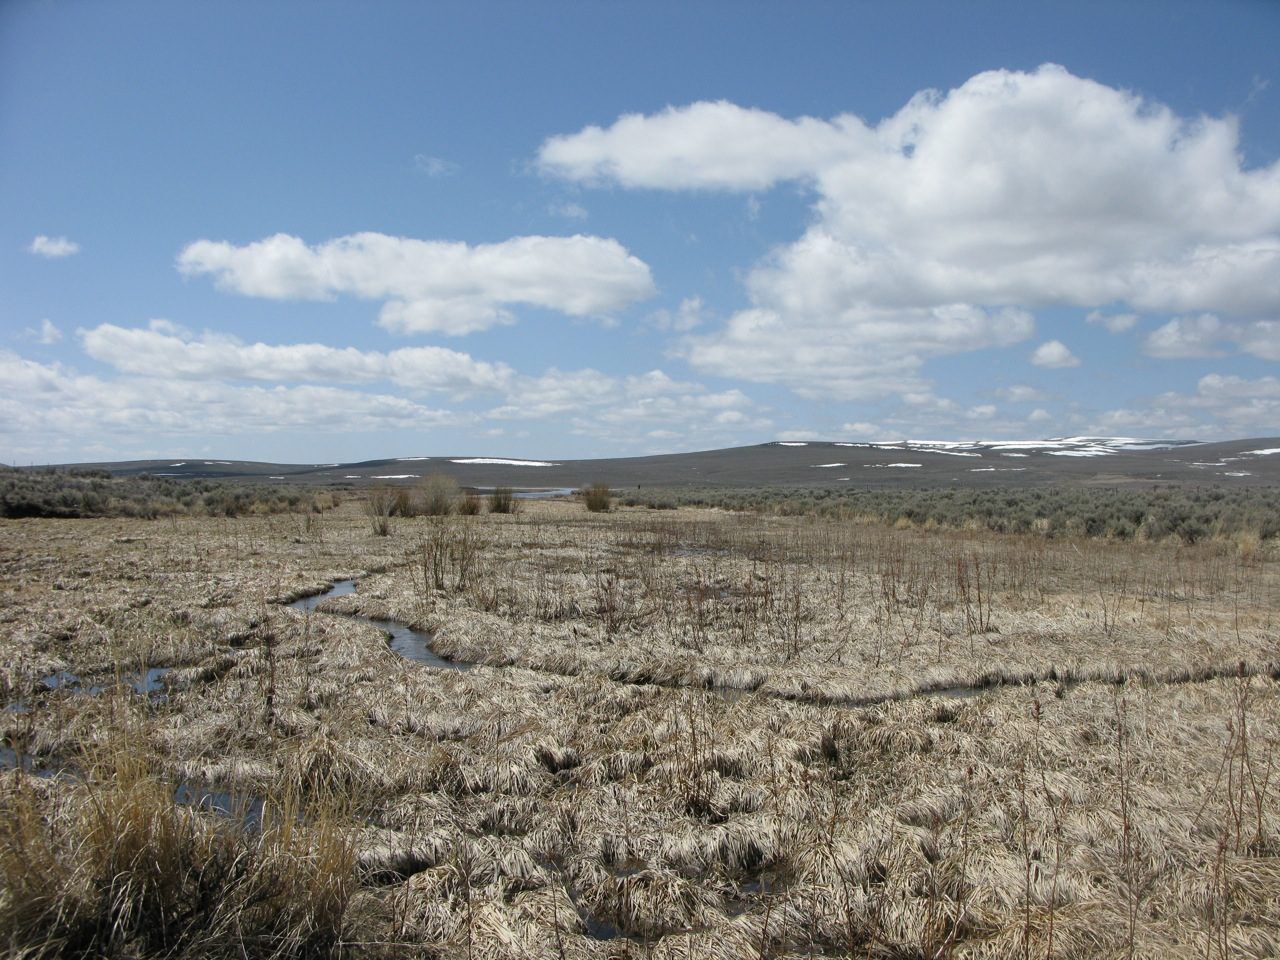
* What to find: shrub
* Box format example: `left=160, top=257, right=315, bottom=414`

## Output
left=365, top=486, right=395, bottom=536
left=457, top=493, right=482, bottom=516
left=418, top=474, right=459, bottom=516
left=582, top=482, right=612, bottom=513
left=488, top=486, right=517, bottom=514
left=391, top=487, right=414, bottom=517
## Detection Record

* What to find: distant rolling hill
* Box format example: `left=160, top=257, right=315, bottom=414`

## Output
left=32, top=437, right=1280, bottom=490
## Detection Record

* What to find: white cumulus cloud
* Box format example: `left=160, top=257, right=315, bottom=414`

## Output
left=540, top=100, right=868, bottom=191
left=0, top=350, right=461, bottom=454
left=1144, top=314, right=1280, bottom=361
left=681, top=302, right=1033, bottom=400
left=543, top=65, right=1280, bottom=396
left=484, top=366, right=767, bottom=447
left=1000, top=384, right=1045, bottom=402
left=177, top=231, right=655, bottom=335
left=1030, top=340, right=1080, bottom=368
left=1091, top=373, right=1280, bottom=438
left=80, top=322, right=514, bottom=395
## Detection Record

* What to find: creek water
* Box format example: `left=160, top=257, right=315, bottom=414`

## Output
left=289, top=580, right=474, bottom=672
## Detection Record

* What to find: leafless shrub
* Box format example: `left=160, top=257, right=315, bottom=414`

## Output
left=365, top=486, right=396, bottom=536
left=582, top=482, right=612, bottom=513
left=488, top=487, right=517, bottom=514
left=419, top=474, right=460, bottom=517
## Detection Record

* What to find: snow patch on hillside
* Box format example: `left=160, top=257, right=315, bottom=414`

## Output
left=451, top=458, right=557, bottom=467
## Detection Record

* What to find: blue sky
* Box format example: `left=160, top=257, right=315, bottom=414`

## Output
left=3, top=0, right=1278, bottom=464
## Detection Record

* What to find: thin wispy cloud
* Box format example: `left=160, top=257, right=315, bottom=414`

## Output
left=413, top=154, right=458, bottom=176
left=29, top=235, right=79, bottom=258
left=23, top=319, right=63, bottom=344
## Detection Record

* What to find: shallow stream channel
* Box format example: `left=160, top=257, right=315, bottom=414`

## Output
left=288, top=578, right=473, bottom=672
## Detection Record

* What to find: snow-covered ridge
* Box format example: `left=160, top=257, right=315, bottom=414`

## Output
left=775, top=437, right=1198, bottom=459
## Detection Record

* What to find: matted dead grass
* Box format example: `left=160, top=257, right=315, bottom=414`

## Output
left=1, top=499, right=1277, bottom=958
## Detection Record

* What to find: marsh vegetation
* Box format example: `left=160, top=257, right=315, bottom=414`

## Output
left=1, top=495, right=1277, bottom=958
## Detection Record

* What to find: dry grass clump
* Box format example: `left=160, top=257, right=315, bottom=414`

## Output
left=0, top=733, right=357, bottom=959
left=364, top=486, right=395, bottom=537
left=418, top=474, right=460, bottom=517
left=488, top=486, right=517, bottom=514
left=581, top=482, right=612, bottom=512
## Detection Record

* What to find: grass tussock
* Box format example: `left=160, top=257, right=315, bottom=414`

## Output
left=581, top=482, right=612, bottom=513
left=487, top=486, right=516, bottom=514
left=0, top=735, right=356, bottom=959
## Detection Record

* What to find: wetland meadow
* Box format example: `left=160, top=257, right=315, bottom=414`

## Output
left=1, top=492, right=1278, bottom=958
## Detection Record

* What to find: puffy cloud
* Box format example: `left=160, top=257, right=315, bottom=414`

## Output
left=681, top=302, right=1033, bottom=400
left=539, top=100, right=870, bottom=191
left=1143, top=314, right=1226, bottom=358
left=1030, top=340, right=1080, bottom=368
left=1196, top=373, right=1280, bottom=400
left=0, top=350, right=460, bottom=452
left=1142, top=315, right=1279, bottom=360
left=80, top=322, right=513, bottom=395
left=29, top=235, right=79, bottom=258
left=543, top=65, right=1280, bottom=394
left=177, top=231, right=655, bottom=335
left=1235, top=320, right=1280, bottom=361
left=1090, top=373, right=1280, bottom=437
left=485, top=366, right=767, bottom=447
left=841, top=421, right=882, bottom=437
left=1000, top=384, right=1045, bottom=402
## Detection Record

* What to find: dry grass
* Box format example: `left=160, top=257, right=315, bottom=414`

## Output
left=1, top=497, right=1277, bottom=958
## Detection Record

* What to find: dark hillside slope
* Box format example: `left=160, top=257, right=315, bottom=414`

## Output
left=33, top=437, right=1280, bottom=490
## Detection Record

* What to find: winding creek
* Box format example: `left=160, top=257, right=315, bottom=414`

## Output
left=288, top=578, right=473, bottom=671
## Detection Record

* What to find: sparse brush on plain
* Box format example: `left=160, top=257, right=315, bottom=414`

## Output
left=582, top=482, right=612, bottom=512
left=458, top=492, right=482, bottom=516
left=0, top=466, right=316, bottom=519
left=648, top=483, right=1280, bottom=542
